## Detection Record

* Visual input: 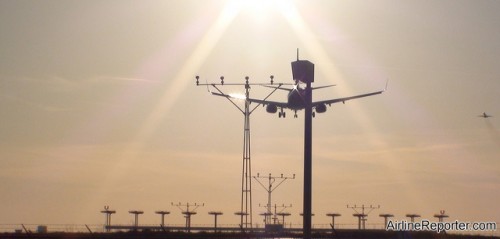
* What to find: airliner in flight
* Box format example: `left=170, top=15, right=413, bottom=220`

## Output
left=478, top=112, right=493, bottom=118
left=212, top=81, right=386, bottom=118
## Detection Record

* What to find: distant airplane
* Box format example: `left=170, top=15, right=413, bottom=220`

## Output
left=213, top=81, right=387, bottom=118
left=478, top=112, right=493, bottom=118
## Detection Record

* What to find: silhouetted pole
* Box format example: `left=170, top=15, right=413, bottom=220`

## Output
left=100, top=206, right=115, bottom=232
left=405, top=214, right=420, bottom=223
left=301, top=211, right=315, bottom=232
left=155, top=211, right=170, bottom=226
left=379, top=214, right=394, bottom=228
left=208, top=211, right=223, bottom=232
left=304, top=78, right=312, bottom=239
left=326, top=213, right=341, bottom=229
left=300, top=213, right=315, bottom=217
left=291, top=57, right=315, bottom=239
left=128, top=210, right=143, bottom=228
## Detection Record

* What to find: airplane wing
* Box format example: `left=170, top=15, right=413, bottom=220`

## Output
left=246, top=97, right=289, bottom=108
left=478, top=114, right=492, bottom=118
left=248, top=89, right=385, bottom=110
left=211, top=91, right=289, bottom=108
left=312, top=89, right=385, bottom=107
left=262, top=84, right=335, bottom=91
left=262, top=85, right=294, bottom=92
left=312, top=84, right=336, bottom=90
left=210, top=91, right=243, bottom=99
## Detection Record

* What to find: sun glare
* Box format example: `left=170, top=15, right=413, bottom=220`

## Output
left=226, top=0, right=295, bottom=23
left=229, top=93, right=247, bottom=100
left=92, top=1, right=242, bottom=204
left=229, top=0, right=278, bottom=10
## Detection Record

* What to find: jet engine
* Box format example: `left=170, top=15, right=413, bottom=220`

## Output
left=315, top=103, right=327, bottom=113
left=266, top=104, right=278, bottom=113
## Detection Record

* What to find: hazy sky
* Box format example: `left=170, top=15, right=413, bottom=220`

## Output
left=0, top=0, right=498, bottom=232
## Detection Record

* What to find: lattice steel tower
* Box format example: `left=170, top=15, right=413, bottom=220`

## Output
left=196, top=75, right=285, bottom=228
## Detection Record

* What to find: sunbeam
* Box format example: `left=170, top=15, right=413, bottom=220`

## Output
left=91, top=1, right=243, bottom=199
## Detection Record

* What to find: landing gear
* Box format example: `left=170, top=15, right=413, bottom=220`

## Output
left=312, top=112, right=316, bottom=118
left=278, top=111, right=286, bottom=118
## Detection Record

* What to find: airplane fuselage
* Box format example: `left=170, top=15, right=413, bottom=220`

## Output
left=479, top=112, right=492, bottom=118
left=287, top=88, right=306, bottom=110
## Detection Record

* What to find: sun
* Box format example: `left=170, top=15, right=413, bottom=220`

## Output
left=225, top=0, right=295, bottom=23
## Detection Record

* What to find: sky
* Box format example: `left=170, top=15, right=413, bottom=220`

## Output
left=0, top=0, right=499, bottom=233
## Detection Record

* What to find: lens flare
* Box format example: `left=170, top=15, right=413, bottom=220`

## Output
left=229, top=93, right=246, bottom=100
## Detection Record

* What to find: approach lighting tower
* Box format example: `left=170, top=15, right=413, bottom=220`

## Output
left=253, top=173, right=295, bottom=224
left=100, top=206, right=115, bottom=232
left=208, top=211, right=223, bottom=232
left=434, top=210, right=449, bottom=222
left=300, top=213, right=315, bottom=218
left=406, top=213, right=421, bottom=223
left=172, top=202, right=204, bottom=232
left=196, top=75, right=290, bottom=228
left=259, top=212, right=273, bottom=226
left=347, top=204, right=380, bottom=229
left=155, top=211, right=170, bottom=226
left=234, top=211, right=249, bottom=229
left=260, top=203, right=292, bottom=225
left=326, top=213, right=341, bottom=229
left=276, top=212, right=292, bottom=227
left=128, top=210, right=144, bottom=228
left=379, top=213, right=394, bottom=228
left=272, top=204, right=292, bottom=225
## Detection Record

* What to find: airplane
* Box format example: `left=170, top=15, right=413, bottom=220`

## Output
left=478, top=112, right=493, bottom=118
left=212, top=81, right=387, bottom=118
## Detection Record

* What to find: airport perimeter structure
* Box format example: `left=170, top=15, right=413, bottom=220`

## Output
left=2, top=226, right=497, bottom=239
